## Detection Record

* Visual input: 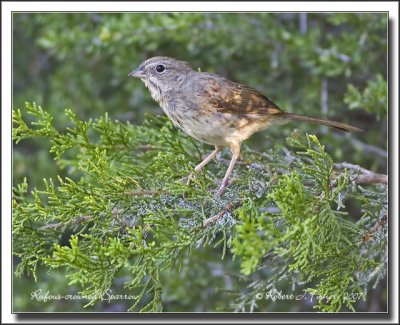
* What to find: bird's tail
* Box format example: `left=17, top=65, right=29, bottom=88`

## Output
left=283, top=113, right=363, bottom=133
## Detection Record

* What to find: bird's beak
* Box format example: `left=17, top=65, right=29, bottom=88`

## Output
left=128, top=67, right=144, bottom=78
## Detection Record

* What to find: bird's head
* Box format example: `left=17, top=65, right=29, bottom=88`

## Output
left=129, top=56, right=193, bottom=101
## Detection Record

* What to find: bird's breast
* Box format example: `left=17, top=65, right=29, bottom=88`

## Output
left=159, top=100, right=257, bottom=146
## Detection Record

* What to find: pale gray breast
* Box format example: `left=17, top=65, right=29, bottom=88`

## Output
left=160, top=77, right=249, bottom=146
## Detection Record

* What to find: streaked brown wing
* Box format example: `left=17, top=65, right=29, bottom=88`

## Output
left=202, top=74, right=284, bottom=116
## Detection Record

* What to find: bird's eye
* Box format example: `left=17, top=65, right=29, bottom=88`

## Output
left=155, top=64, right=166, bottom=73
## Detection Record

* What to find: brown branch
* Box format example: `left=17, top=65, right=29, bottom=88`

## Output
left=39, top=215, right=93, bottom=231
left=354, top=174, right=388, bottom=185
left=203, top=202, right=234, bottom=227
left=334, top=162, right=387, bottom=185
left=361, top=214, right=387, bottom=243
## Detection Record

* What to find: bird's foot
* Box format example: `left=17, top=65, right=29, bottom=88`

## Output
left=215, top=187, right=225, bottom=197
left=180, top=168, right=204, bottom=199
left=214, top=178, right=234, bottom=197
left=186, top=171, right=197, bottom=186
left=186, top=165, right=203, bottom=185
left=181, top=166, right=203, bottom=188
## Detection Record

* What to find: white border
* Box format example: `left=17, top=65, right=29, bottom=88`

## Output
left=0, top=1, right=399, bottom=12
left=2, top=1, right=398, bottom=323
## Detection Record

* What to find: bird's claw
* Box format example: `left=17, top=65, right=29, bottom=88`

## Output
left=185, top=169, right=200, bottom=186
left=184, top=168, right=233, bottom=197
left=214, top=178, right=234, bottom=197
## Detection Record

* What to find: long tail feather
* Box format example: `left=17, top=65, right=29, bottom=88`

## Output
left=284, top=113, right=363, bottom=132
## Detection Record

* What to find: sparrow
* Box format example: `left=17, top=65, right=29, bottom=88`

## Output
left=129, top=56, right=361, bottom=196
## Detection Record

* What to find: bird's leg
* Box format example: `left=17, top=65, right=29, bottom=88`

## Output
left=216, top=143, right=240, bottom=196
left=186, top=146, right=222, bottom=186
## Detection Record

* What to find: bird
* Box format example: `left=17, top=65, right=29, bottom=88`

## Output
left=129, top=56, right=362, bottom=196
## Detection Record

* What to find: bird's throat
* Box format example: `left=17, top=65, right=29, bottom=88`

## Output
left=143, top=78, right=163, bottom=103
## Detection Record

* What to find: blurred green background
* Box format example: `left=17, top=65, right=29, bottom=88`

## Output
left=12, top=12, right=387, bottom=312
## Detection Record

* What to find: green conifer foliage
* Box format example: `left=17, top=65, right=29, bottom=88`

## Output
left=13, top=103, right=387, bottom=312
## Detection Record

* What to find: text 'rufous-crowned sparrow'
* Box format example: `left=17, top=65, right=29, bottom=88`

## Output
left=129, top=56, right=361, bottom=196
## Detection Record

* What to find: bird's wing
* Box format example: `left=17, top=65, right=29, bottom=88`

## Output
left=199, top=73, right=284, bottom=116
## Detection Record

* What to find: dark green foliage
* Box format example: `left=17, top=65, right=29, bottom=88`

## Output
left=13, top=103, right=387, bottom=312
left=344, top=74, right=387, bottom=118
left=13, top=13, right=387, bottom=188
left=231, top=135, right=383, bottom=311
